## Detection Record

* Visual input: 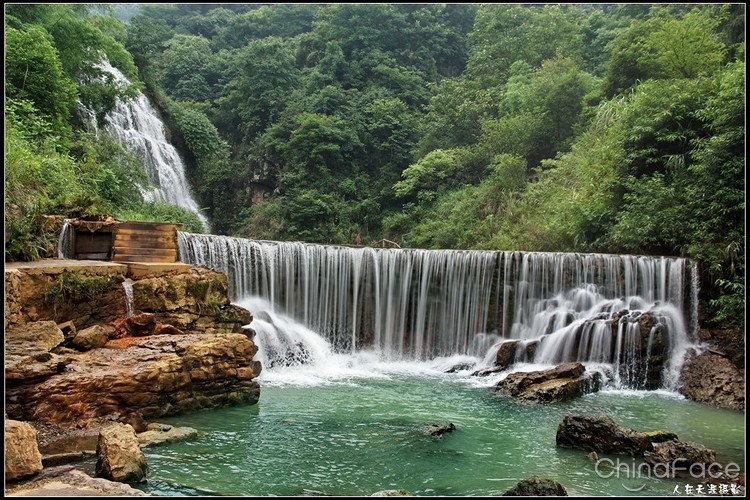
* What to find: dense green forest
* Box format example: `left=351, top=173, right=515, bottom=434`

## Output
left=4, top=3, right=745, bottom=329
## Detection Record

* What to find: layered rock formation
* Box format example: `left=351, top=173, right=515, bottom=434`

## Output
left=6, top=332, right=261, bottom=423
left=477, top=310, right=670, bottom=390
left=129, top=266, right=251, bottom=334
left=4, top=261, right=128, bottom=330
left=4, top=262, right=261, bottom=427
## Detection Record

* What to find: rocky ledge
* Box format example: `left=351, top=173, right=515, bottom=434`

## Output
left=6, top=326, right=260, bottom=424
left=4, top=262, right=261, bottom=426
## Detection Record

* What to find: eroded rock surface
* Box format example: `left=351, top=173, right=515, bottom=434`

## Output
left=6, top=333, right=261, bottom=424
left=502, top=476, right=568, bottom=496
left=679, top=349, right=745, bottom=411
left=5, top=466, right=148, bottom=496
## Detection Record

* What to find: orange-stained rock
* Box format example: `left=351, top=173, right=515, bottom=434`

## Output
left=5, top=333, right=261, bottom=425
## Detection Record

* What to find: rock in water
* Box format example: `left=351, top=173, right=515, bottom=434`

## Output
left=555, top=415, right=651, bottom=455
left=503, top=476, right=568, bottom=496
left=95, top=423, right=148, bottom=483
left=424, top=422, right=456, bottom=437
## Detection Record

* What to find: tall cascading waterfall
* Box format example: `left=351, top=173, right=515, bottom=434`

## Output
left=177, top=232, right=699, bottom=390
left=83, top=60, right=210, bottom=232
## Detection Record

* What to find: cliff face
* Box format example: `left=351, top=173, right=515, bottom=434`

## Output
left=4, top=261, right=261, bottom=426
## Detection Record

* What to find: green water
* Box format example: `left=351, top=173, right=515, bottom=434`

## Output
left=137, top=363, right=744, bottom=497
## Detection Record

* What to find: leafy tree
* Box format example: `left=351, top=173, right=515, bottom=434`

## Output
left=5, top=25, right=78, bottom=145
left=217, top=36, right=301, bottom=145
left=647, top=8, right=727, bottom=78
left=466, top=4, right=585, bottom=88
left=394, top=149, right=461, bottom=204
left=603, top=6, right=729, bottom=96
left=156, top=34, right=215, bottom=101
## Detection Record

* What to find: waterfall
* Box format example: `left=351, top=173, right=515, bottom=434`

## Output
left=178, top=233, right=496, bottom=359
left=85, top=60, right=210, bottom=232
left=57, top=219, right=75, bottom=259
left=178, top=232, right=698, bottom=389
left=122, top=278, right=135, bottom=318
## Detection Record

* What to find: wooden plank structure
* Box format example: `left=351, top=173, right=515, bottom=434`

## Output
left=74, top=229, right=114, bottom=260
left=71, top=216, right=118, bottom=260
left=112, top=221, right=183, bottom=263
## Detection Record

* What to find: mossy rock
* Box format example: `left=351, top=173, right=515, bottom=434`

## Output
left=645, top=430, right=679, bottom=444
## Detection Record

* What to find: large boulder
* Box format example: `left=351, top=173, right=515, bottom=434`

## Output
left=555, top=415, right=651, bottom=456
left=502, top=476, right=568, bottom=496
left=496, top=362, right=599, bottom=402
left=5, top=419, right=44, bottom=481
left=679, top=349, right=745, bottom=411
left=495, top=340, right=522, bottom=370
left=517, top=376, right=597, bottom=403
left=498, top=362, right=585, bottom=396
left=95, top=423, right=148, bottom=483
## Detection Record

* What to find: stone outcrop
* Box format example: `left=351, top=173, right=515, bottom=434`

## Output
left=95, top=423, right=148, bottom=483
left=137, top=423, right=199, bottom=447
left=502, top=476, right=568, bottom=496
left=679, top=349, right=745, bottom=411
left=5, top=321, right=71, bottom=386
left=555, top=415, right=652, bottom=456
left=495, top=340, right=522, bottom=370
left=496, top=362, right=600, bottom=403
left=6, top=333, right=261, bottom=424
left=130, top=266, right=252, bottom=334
left=371, top=489, right=413, bottom=496
left=5, top=262, right=262, bottom=427
left=4, top=262, right=128, bottom=330
left=423, top=422, right=456, bottom=437
left=5, top=419, right=44, bottom=481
